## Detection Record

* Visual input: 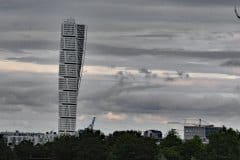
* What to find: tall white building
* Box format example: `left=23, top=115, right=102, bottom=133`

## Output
left=58, top=19, right=87, bottom=135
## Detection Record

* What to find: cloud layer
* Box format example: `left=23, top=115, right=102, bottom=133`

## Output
left=0, top=0, right=240, bottom=134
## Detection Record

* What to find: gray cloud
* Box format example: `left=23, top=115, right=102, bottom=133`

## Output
left=0, top=40, right=57, bottom=52
left=221, top=59, right=240, bottom=67
left=0, top=105, right=22, bottom=113
left=139, top=68, right=158, bottom=78
left=0, top=72, right=57, bottom=112
left=0, top=0, right=234, bottom=11
left=131, top=33, right=176, bottom=39
left=110, top=0, right=235, bottom=6
left=91, top=44, right=240, bottom=59
left=79, top=74, right=240, bottom=119
left=0, top=0, right=240, bottom=133
left=79, top=81, right=165, bottom=114
left=7, top=56, right=58, bottom=65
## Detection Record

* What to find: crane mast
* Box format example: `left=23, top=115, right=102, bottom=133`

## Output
left=88, top=117, right=96, bottom=130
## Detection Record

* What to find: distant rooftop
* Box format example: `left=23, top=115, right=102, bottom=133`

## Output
left=63, top=18, right=75, bottom=23
left=145, top=130, right=162, bottom=133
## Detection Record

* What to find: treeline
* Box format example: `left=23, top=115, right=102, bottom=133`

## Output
left=1, top=127, right=240, bottom=160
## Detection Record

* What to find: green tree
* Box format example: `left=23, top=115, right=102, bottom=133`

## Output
left=30, top=144, right=51, bottom=159
left=206, top=127, right=240, bottom=160
left=14, top=140, right=34, bottom=160
left=72, top=130, right=108, bottom=160
left=181, top=136, right=206, bottom=160
left=108, top=131, right=157, bottom=160
left=50, top=135, right=78, bottom=160
left=158, top=130, right=183, bottom=160
left=0, top=135, right=15, bottom=160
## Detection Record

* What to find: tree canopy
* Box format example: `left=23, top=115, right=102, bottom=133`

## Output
left=1, top=127, right=240, bottom=160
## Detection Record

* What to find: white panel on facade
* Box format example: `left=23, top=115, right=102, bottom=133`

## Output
left=59, top=64, right=66, bottom=76
left=59, top=51, right=80, bottom=64
left=59, top=91, right=77, bottom=104
left=59, top=78, right=78, bottom=90
left=59, top=118, right=76, bottom=131
left=59, top=78, right=67, bottom=90
left=59, top=64, right=79, bottom=77
left=61, top=37, right=76, bottom=50
left=66, top=64, right=78, bottom=77
left=66, top=52, right=77, bottom=63
left=59, top=105, right=76, bottom=117
left=184, top=126, right=205, bottom=140
left=67, top=78, right=78, bottom=90
left=59, top=51, right=65, bottom=63
left=62, top=23, right=76, bottom=36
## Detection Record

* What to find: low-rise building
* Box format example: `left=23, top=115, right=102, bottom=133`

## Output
left=144, top=130, right=162, bottom=140
left=184, top=125, right=221, bottom=143
left=0, top=131, right=57, bottom=147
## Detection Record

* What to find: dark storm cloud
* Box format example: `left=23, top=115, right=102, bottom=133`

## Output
left=1, top=0, right=240, bottom=133
left=0, top=40, right=57, bottom=52
left=0, top=72, right=57, bottom=113
left=0, top=0, right=60, bottom=12
left=3, top=43, right=240, bottom=66
left=154, top=0, right=234, bottom=6
left=1, top=0, right=233, bottom=9
left=91, top=44, right=240, bottom=59
left=6, top=56, right=58, bottom=65
left=0, top=105, right=22, bottom=113
left=0, top=0, right=47, bottom=10
left=221, top=59, right=240, bottom=67
left=79, top=82, right=165, bottom=114
left=139, top=68, right=152, bottom=74
left=0, top=0, right=235, bottom=53
left=138, top=68, right=158, bottom=78
left=79, top=75, right=240, bottom=118
left=110, top=92, right=240, bottom=116
left=0, top=0, right=235, bottom=33
left=132, top=33, right=176, bottom=39
left=0, top=86, right=54, bottom=107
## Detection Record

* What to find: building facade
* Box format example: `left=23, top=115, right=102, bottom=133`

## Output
left=58, top=19, right=87, bottom=134
left=184, top=126, right=205, bottom=141
left=0, top=131, right=57, bottom=148
left=184, top=125, right=221, bottom=143
left=144, top=130, right=162, bottom=140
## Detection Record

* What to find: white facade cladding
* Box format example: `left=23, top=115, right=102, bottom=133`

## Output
left=58, top=19, right=87, bottom=134
left=184, top=125, right=221, bottom=143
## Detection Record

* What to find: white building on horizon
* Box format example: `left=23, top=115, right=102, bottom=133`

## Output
left=0, top=131, right=57, bottom=147
left=184, top=125, right=222, bottom=143
left=144, top=130, right=162, bottom=140
left=58, top=19, right=87, bottom=135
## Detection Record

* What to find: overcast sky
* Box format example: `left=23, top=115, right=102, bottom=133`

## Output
left=1, top=0, right=240, bottom=135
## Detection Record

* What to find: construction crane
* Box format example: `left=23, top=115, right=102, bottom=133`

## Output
left=87, top=117, right=96, bottom=130
left=168, top=118, right=210, bottom=127
left=168, top=121, right=197, bottom=126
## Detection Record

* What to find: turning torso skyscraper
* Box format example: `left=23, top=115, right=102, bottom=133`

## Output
left=58, top=19, right=87, bottom=135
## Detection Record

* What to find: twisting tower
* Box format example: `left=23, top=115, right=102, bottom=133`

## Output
left=58, top=19, right=87, bottom=135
